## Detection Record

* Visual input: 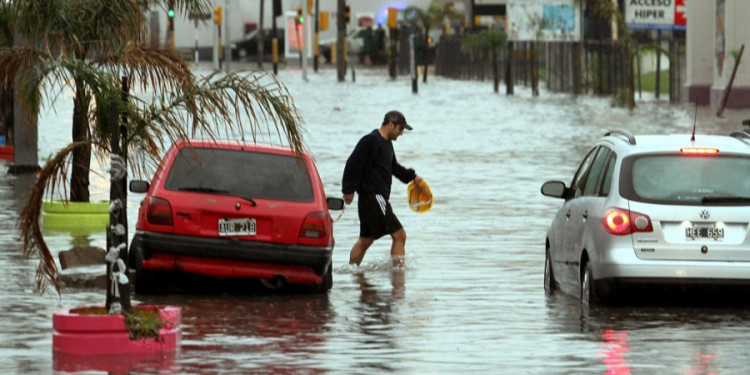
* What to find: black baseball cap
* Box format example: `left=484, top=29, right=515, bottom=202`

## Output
left=383, top=110, right=413, bottom=130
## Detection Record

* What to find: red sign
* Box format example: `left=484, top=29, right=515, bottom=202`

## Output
left=674, top=0, right=687, bottom=26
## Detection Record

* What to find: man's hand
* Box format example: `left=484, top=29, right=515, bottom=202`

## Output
left=343, top=193, right=354, bottom=205
left=413, top=175, right=423, bottom=185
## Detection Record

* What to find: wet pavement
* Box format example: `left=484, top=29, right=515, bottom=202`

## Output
left=2, top=66, right=750, bottom=374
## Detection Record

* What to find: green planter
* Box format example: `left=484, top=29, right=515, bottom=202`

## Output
left=42, top=201, right=110, bottom=234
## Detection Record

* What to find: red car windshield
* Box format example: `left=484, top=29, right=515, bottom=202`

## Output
left=164, top=147, right=314, bottom=202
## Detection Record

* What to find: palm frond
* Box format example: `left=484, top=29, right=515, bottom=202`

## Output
left=19, top=141, right=91, bottom=295
left=96, top=44, right=194, bottom=94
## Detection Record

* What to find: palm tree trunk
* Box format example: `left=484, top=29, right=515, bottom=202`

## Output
left=70, top=82, right=90, bottom=202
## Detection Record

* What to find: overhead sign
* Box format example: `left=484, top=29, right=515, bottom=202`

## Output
left=625, top=0, right=686, bottom=30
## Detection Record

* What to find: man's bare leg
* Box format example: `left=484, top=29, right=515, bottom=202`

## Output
left=349, top=237, right=375, bottom=265
left=390, top=228, right=407, bottom=266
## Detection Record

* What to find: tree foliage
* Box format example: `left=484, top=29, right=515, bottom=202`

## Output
left=461, top=28, right=507, bottom=93
left=1, top=0, right=306, bottom=296
left=403, top=1, right=463, bottom=83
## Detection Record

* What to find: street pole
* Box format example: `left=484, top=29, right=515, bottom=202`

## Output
left=224, top=0, right=231, bottom=73
left=410, top=34, right=417, bottom=93
left=314, top=0, right=319, bottom=72
left=336, top=0, right=346, bottom=81
left=272, top=0, right=280, bottom=75
left=258, top=0, right=265, bottom=68
left=194, top=19, right=199, bottom=67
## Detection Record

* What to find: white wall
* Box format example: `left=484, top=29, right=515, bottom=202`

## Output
left=684, top=0, right=713, bottom=88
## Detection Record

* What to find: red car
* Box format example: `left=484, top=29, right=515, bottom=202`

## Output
left=128, top=139, right=344, bottom=293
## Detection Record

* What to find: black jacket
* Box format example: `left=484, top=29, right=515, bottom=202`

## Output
left=342, top=129, right=416, bottom=200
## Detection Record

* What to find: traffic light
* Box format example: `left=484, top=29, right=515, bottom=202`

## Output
left=213, top=6, right=222, bottom=25
left=296, top=6, right=304, bottom=24
left=344, top=4, right=350, bottom=24
left=272, top=0, right=281, bottom=18
left=307, top=0, right=313, bottom=15
left=167, top=6, right=175, bottom=30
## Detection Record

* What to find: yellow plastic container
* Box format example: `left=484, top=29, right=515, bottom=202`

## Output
left=407, top=180, right=433, bottom=213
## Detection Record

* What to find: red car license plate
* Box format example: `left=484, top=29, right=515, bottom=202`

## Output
left=219, top=218, right=256, bottom=236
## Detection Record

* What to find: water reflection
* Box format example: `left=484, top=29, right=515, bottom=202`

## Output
left=545, top=291, right=743, bottom=374
left=137, top=292, right=335, bottom=374
left=350, top=269, right=406, bottom=373
left=599, top=328, right=630, bottom=375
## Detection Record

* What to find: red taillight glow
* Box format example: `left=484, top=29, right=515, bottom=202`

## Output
left=146, top=196, right=173, bottom=226
left=602, top=208, right=653, bottom=235
left=680, top=147, right=719, bottom=155
left=298, top=211, right=331, bottom=246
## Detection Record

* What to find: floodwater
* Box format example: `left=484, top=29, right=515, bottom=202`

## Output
left=3, top=66, right=750, bottom=374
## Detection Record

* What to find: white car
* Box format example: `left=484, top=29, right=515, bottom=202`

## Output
left=541, top=126, right=750, bottom=305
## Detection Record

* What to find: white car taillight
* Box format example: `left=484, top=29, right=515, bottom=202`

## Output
left=602, top=208, right=653, bottom=235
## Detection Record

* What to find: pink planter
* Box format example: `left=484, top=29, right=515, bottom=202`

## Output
left=52, top=305, right=181, bottom=372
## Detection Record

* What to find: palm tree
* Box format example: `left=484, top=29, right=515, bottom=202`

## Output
left=5, top=0, right=220, bottom=202
left=403, top=1, right=462, bottom=83
left=462, top=28, right=507, bottom=93
left=1, top=1, right=307, bottom=309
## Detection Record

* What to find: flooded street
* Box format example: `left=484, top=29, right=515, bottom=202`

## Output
left=3, top=66, right=750, bottom=374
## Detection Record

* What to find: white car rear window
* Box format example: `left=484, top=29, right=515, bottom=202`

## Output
left=623, top=154, right=750, bottom=204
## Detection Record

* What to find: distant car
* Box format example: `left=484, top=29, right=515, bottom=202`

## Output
left=230, top=28, right=285, bottom=60
left=320, top=26, right=388, bottom=63
left=128, top=139, right=344, bottom=293
left=541, top=128, right=750, bottom=305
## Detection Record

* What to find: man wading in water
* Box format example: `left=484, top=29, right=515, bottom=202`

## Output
left=342, top=110, right=423, bottom=267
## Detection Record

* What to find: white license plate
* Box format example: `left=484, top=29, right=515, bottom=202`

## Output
left=685, top=226, right=724, bottom=240
left=218, top=218, right=256, bottom=236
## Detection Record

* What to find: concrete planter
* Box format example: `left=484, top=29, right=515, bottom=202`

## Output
left=52, top=305, right=181, bottom=372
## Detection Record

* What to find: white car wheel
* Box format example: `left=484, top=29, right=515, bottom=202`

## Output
left=544, top=250, right=556, bottom=293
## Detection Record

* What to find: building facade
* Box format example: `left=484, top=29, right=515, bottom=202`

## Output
left=685, top=0, right=750, bottom=109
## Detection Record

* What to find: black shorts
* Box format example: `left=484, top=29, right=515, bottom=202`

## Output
left=357, top=193, right=403, bottom=239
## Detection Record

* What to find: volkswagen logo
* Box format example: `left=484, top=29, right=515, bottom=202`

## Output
left=699, top=210, right=710, bottom=220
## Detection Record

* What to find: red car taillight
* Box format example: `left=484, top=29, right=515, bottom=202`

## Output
left=602, top=208, right=653, bottom=235
left=146, top=196, right=173, bottom=226
left=298, top=211, right=331, bottom=246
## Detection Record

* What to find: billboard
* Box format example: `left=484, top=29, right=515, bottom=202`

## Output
left=507, top=0, right=580, bottom=42
left=625, top=0, right=687, bottom=30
